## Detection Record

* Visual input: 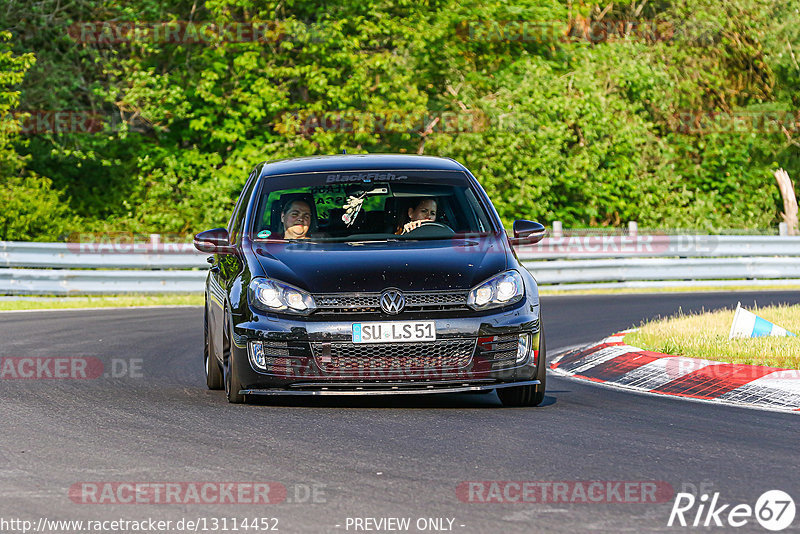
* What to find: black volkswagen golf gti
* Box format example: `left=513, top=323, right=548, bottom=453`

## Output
left=194, top=154, right=547, bottom=406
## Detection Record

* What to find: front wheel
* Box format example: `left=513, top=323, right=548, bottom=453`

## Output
left=205, top=303, right=223, bottom=390
left=497, top=327, right=547, bottom=407
left=223, top=310, right=246, bottom=404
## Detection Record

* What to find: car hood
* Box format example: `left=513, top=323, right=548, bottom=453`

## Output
left=250, top=237, right=509, bottom=293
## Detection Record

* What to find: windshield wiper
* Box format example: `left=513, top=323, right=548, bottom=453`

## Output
left=345, top=238, right=401, bottom=245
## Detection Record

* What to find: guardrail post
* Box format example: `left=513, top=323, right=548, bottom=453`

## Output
left=779, top=222, right=789, bottom=236
left=628, top=221, right=638, bottom=237
left=552, top=221, right=563, bottom=238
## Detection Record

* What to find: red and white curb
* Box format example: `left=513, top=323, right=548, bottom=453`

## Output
left=550, top=331, right=800, bottom=414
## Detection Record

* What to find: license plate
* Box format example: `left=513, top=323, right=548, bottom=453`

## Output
left=352, top=321, right=436, bottom=343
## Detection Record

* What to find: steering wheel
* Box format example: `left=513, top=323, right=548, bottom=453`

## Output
left=404, top=221, right=455, bottom=236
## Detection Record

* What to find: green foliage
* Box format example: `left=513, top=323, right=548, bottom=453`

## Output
left=0, top=30, right=33, bottom=176
left=0, top=0, right=798, bottom=237
left=0, top=174, right=77, bottom=241
left=0, top=30, right=76, bottom=240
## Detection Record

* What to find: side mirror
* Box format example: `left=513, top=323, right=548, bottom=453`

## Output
left=194, top=228, right=235, bottom=254
left=509, top=220, right=547, bottom=245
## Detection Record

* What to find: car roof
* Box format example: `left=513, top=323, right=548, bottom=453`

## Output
left=258, top=154, right=468, bottom=177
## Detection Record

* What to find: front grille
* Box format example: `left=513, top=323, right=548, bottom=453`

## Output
left=315, top=294, right=381, bottom=313
left=311, top=338, right=475, bottom=375
left=260, top=341, right=291, bottom=357
left=313, top=291, right=469, bottom=315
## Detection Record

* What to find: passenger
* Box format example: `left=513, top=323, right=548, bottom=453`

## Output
left=279, top=199, right=313, bottom=239
left=396, top=197, right=437, bottom=235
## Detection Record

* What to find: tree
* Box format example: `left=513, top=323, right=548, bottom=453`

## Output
left=0, top=31, right=75, bottom=241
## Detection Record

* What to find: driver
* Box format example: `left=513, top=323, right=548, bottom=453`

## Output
left=279, top=199, right=313, bottom=239
left=395, top=197, right=437, bottom=235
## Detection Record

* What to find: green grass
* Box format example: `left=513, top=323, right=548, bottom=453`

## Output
left=0, top=294, right=203, bottom=311
left=624, top=304, right=800, bottom=369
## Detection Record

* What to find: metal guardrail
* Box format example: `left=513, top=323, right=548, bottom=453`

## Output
left=2, top=235, right=800, bottom=294
left=0, top=241, right=205, bottom=269
left=516, top=235, right=800, bottom=260
left=0, top=268, right=207, bottom=294
left=524, top=257, right=800, bottom=284
left=0, top=238, right=208, bottom=294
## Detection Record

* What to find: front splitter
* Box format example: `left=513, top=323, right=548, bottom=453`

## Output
left=240, top=380, right=540, bottom=396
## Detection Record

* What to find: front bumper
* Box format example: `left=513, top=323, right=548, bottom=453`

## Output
left=230, top=301, right=541, bottom=392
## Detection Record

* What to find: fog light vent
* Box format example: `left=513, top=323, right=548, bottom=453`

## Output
left=516, top=333, right=531, bottom=363
left=249, top=341, right=266, bottom=370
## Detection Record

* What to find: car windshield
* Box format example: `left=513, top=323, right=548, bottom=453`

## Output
left=250, top=170, right=495, bottom=242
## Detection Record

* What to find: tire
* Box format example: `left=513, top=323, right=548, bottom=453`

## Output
left=204, top=302, right=224, bottom=390
left=497, top=327, right=547, bottom=407
left=531, top=326, right=547, bottom=406
left=223, top=310, right=246, bottom=404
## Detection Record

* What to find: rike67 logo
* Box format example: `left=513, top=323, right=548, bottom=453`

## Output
left=668, top=490, right=795, bottom=531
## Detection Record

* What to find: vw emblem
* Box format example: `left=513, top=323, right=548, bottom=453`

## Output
left=380, top=289, right=405, bottom=315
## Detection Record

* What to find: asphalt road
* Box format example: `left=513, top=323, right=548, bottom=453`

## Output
left=0, top=291, right=798, bottom=533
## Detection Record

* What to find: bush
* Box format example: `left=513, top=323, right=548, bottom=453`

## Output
left=0, top=174, right=77, bottom=241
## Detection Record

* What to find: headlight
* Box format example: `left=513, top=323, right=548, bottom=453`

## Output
left=467, top=270, right=524, bottom=310
left=248, top=278, right=316, bottom=315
